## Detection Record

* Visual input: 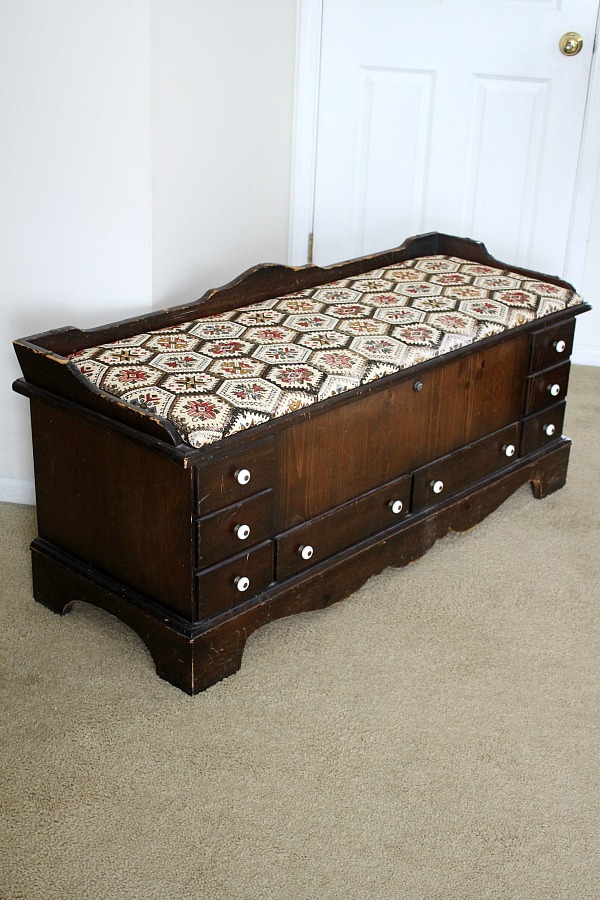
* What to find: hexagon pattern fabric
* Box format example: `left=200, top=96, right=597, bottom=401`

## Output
left=69, top=256, right=583, bottom=448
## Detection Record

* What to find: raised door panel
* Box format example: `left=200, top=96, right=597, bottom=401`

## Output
left=313, top=0, right=597, bottom=274
left=354, top=67, right=435, bottom=253
left=462, top=76, right=548, bottom=265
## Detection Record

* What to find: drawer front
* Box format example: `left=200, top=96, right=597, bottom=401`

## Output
left=525, top=361, right=571, bottom=416
left=195, top=436, right=274, bottom=515
left=521, top=401, right=566, bottom=457
left=195, top=489, right=273, bottom=569
left=412, top=423, right=521, bottom=512
left=196, top=540, right=274, bottom=620
left=276, top=475, right=411, bottom=581
left=275, top=334, right=530, bottom=530
left=530, top=319, right=575, bottom=373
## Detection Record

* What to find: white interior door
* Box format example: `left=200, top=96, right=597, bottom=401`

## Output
left=312, top=0, right=598, bottom=276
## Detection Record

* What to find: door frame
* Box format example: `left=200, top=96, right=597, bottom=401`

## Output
left=289, top=0, right=600, bottom=287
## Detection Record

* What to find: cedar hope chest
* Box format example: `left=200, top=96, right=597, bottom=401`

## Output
left=13, top=233, right=590, bottom=694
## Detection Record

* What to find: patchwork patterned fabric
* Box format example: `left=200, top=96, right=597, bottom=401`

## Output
left=69, top=256, right=583, bottom=448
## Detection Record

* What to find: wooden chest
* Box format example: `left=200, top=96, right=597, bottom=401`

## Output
left=13, top=233, right=590, bottom=693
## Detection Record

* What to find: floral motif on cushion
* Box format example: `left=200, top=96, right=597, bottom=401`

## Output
left=68, top=255, right=583, bottom=449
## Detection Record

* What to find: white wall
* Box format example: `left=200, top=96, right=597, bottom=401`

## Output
left=0, top=0, right=153, bottom=503
left=151, top=0, right=298, bottom=308
left=577, top=158, right=600, bottom=366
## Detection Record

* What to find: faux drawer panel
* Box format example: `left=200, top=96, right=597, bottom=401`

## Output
left=529, top=320, right=575, bottom=373
left=196, top=540, right=274, bottom=620
left=525, top=361, right=571, bottom=416
left=276, top=475, right=411, bottom=581
left=195, top=489, right=273, bottom=569
left=521, top=401, right=566, bottom=457
left=195, top=436, right=274, bottom=515
left=412, top=423, right=521, bottom=512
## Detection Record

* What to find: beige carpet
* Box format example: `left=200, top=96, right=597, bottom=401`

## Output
left=1, top=366, right=599, bottom=900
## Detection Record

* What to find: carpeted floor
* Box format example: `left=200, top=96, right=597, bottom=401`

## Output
left=1, top=365, right=599, bottom=900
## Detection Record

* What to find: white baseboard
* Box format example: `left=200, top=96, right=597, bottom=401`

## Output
left=572, top=348, right=600, bottom=367
left=0, top=476, right=36, bottom=506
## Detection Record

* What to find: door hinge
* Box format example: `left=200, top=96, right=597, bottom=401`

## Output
left=307, top=232, right=314, bottom=265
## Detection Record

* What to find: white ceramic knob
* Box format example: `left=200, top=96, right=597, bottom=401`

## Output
left=235, top=524, right=251, bottom=541
left=389, top=500, right=404, bottom=515
left=235, top=468, right=251, bottom=485
left=554, top=340, right=566, bottom=353
left=544, top=423, right=556, bottom=436
left=431, top=480, right=444, bottom=495
left=299, top=545, right=314, bottom=560
left=235, top=575, right=250, bottom=592
left=548, top=383, right=561, bottom=397
left=503, top=444, right=516, bottom=458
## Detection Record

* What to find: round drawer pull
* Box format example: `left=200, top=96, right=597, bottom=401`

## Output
left=548, top=383, right=561, bottom=397
left=413, top=380, right=423, bottom=393
left=234, top=468, right=251, bottom=485
left=503, top=443, right=516, bottom=458
left=299, top=544, right=314, bottom=561
left=554, top=339, right=566, bottom=354
left=544, top=423, right=556, bottom=436
left=235, top=524, right=251, bottom=541
left=430, top=480, right=444, bottom=495
left=235, top=575, right=250, bottom=592
left=389, top=499, right=404, bottom=515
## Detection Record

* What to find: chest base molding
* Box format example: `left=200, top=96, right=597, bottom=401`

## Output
left=29, top=439, right=570, bottom=695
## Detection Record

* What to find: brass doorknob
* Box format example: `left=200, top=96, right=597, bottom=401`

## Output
left=559, top=32, right=583, bottom=56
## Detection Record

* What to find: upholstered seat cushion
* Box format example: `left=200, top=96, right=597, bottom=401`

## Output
left=69, top=255, right=582, bottom=448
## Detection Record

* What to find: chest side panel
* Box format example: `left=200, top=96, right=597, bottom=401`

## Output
left=29, top=399, right=195, bottom=618
left=275, top=333, right=529, bottom=528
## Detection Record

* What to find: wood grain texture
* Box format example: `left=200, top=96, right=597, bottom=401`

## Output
left=530, top=320, right=575, bottom=372
left=525, top=361, right=571, bottom=415
left=275, top=335, right=529, bottom=529
left=520, top=402, right=566, bottom=457
left=411, top=422, right=521, bottom=511
left=195, top=541, right=274, bottom=620
left=27, top=441, right=572, bottom=694
left=276, top=474, right=411, bottom=581
left=29, top=398, right=195, bottom=618
left=195, top=490, right=273, bottom=569
left=195, top=437, right=274, bottom=515
left=13, top=235, right=589, bottom=695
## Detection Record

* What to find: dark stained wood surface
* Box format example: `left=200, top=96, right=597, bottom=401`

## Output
left=276, top=474, right=411, bottom=581
left=525, top=361, right=571, bottom=416
left=13, top=234, right=590, bottom=694
left=28, top=441, right=572, bottom=694
left=195, top=541, right=274, bottom=620
left=411, top=422, right=521, bottom=511
left=275, top=334, right=529, bottom=529
left=29, top=397, right=195, bottom=618
left=520, top=402, right=566, bottom=457
left=195, top=437, right=274, bottom=515
left=195, top=490, right=273, bottom=568
left=529, top=319, right=575, bottom=373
